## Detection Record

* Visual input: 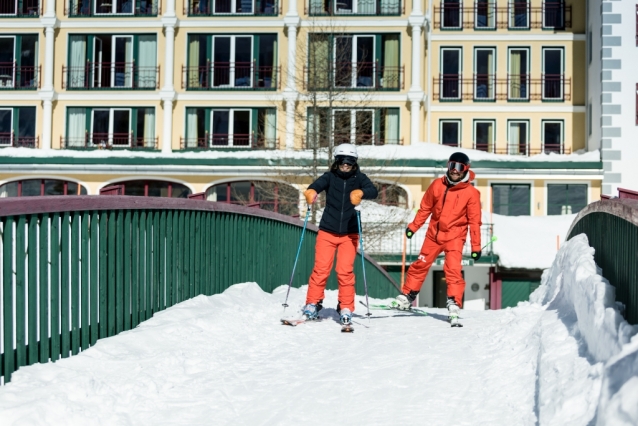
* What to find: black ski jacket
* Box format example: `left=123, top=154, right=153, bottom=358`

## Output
left=308, top=168, right=378, bottom=235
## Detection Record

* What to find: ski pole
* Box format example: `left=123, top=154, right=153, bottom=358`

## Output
left=471, top=236, right=498, bottom=259
left=355, top=208, right=372, bottom=320
left=282, top=205, right=311, bottom=312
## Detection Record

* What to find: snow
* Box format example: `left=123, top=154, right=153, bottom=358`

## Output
left=0, top=143, right=601, bottom=163
left=1, top=233, right=637, bottom=425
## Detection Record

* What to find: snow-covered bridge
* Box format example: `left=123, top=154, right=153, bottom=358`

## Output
left=0, top=196, right=637, bottom=425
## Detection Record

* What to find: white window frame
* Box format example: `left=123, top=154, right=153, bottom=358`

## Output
left=508, top=0, right=530, bottom=30
left=0, top=0, right=18, bottom=15
left=213, top=0, right=254, bottom=15
left=440, top=47, right=462, bottom=100
left=541, top=47, right=564, bottom=100
left=95, top=0, right=135, bottom=16
left=332, top=109, right=375, bottom=145
left=473, top=47, right=495, bottom=101
left=210, top=108, right=252, bottom=148
left=473, top=119, right=495, bottom=152
left=0, top=36, right=16, bottom=88
left=542, top=0, right=564, bottom=29
left=507, top=47, right=530, bottom=101
left=333, top=34, right=375, bottom=88
left=334, top=0, right=376, bottom=15
left=439, top=119, right=461, bottom=146
left=506, top=119, right=529, bottom=155
left=0, top=108, right=13, bottom=145
left=212, top=35, right=253, bottom=88
left=111, top=35, right=134, bottom=88
left=90, top=108, right=132, bottom=147
left=541, top=120, right=564, bottom=151
left=441, top=0, right=463, bottom=30
left=474, top=0, right=496, bottom=30
left=488, top=180, right=534, bottom=216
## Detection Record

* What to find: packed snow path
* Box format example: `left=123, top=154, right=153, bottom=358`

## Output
left=0, top=282, right=603, bottom=425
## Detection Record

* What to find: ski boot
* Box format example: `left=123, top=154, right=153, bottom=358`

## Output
left=447, top=297, right=462, bottom=328
left=390, top=290, right=419, bottom=311
left=302, top=301, right=323, bottom=321
left=340, top=308, right=354, bottom=333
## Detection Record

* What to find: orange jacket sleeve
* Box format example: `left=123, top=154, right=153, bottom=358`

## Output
left=408, top=184, right=435, bottom=232
left=467, top=188, right=482, bottom=252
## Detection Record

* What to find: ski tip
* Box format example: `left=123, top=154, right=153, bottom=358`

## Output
left=341, top=327, right=355, bottom=333
left=450, top=323, right=463, bottom=328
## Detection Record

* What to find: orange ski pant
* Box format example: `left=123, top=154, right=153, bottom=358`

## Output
left=403, top=236, right=466, bottom=308
left=306, top=230, right=359, bottom=312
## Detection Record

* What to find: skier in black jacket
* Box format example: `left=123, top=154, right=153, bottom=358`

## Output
left=301, top=144, right=378, bottom=327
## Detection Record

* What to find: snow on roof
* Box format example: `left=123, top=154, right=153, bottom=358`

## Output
left=0, top=143, right=601, bottom=163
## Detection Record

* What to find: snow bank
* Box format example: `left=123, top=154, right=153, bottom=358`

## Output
left=530, top=233, right=638, bottom=424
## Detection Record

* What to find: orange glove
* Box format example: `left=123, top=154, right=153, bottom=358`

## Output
left=304, top=189, right=317, bottom=204
left=350, top=189, right=364, bottom=206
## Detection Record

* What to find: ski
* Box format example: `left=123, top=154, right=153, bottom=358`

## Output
left=359, top=301, right=428, bottom=316
left=281, top=317, right=323, bottom=327
left=341, top=324, right=354, bottom=333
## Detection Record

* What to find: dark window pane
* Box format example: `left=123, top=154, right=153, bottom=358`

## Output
left=544, top=122, right=562, bottom=144
left=44, top=180, right=66, bottom=195
left=441, top=122, right=459, bottom=146
left=547, top=184, right=587, bottom=215
left=22, top=179, right=42, bottom=196
left=122, top=180, right=146, bottom=196
left=0, top=182, right=19, bottom=197
left=492, top=184, right=530, bottom=216
left=171, top=184, right=190, bottom=198
left=18, top=107, right=36, bottom=138
left=230, top=181, right=252, bottom=203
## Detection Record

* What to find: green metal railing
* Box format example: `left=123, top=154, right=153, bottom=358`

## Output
left=0, top=196, right=398, bottom=384
left=567, top=198, right=638, bottom=325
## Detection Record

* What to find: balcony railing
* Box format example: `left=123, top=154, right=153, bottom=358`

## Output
left=306, top=0, right=402, bottom=16
left=433, top=74, right=571, bottom=101
left=61, top=134, right=158, bottom=149
left=185, top=0, right=277, bottom=15
left=304, top=62, right=404, bottom=91
left=302, top=136, right=403, bottom=148
left=473, top=142, right=571, bottom=156
left=62, top=63, right=160, bottom=90
left=0, top=0, right=40, bottom=16
left=0, top=63, right=40, bottom=89
left=179, top=135, right=279, bottom=150
left=182, top=63, right=279, bottom=90
left=66, top=0, right=159, bottom=16
left=434, top=2, right=571, bottom=30
left=0, top=133, right=38, bottom=148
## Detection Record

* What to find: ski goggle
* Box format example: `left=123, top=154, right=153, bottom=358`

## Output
left=336, top=155, right=357, bottom=166
left=447, top=161, right=469, bottom=173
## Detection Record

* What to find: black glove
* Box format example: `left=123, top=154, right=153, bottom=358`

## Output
left=471, top=251, right=482, bottom=261
left=405, top=227, right=414, bottom=239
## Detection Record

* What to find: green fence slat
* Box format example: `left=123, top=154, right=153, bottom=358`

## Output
left=90, top=211, right=99, bottom=346
left=187, top=211, right=194, bottom=299
left=39, top=214, right=49, bottom=363
left=131, top=211, right=140, bottom=327
left=159, top=210, right=166, bottom=311
left=194, top=211, right=201, bottom=297
left=70, top=213, right=80, bottom=356
left=123, top=210, right=132, bottom=331
left=153, top=211, right=160, bottom=312
left=204, top=212, right=210, bottom=295
left=27, top=215, right=38, bottom=364
left=139, top=211, right=147, bottom=322
left=81, top=212, right=90, bottom=351
left=165, top=211, right=173, bottom=308
left=99, top=212, right=107, bottom=339
left=3, top=217, right=15, bottom=382
left=107, top=210, right=116, bottom=337
left=146, top=211, right=153, bottom=318
left=115, top=211, right=124, bottom=334
left=182, top=211, right=189, bottom=301
left=15, top=216, right=26, bottom=369
left=50, top=213, right=60, bottom=362
left=60, top=212, right=70, bottom=358
left=172, top=210, right=180, bottom=305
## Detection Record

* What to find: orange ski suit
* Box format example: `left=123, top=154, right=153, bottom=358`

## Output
left=403, top=171, right=482, bottom=307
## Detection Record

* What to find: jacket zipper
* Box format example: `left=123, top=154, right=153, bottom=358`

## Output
left=339, top=179, right=346, bottom=234
left=435, top=186, right=451, bottom=243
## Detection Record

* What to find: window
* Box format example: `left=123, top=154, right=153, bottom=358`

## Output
left=184, top=107, right=276, bottom=149
left=188, top=0, right=276, bottom=15
left=440, top=120, right=460, bottom=147
left=306, top=107, right=399, bottom=147
left=186, top=34, right=277, bottom=90
left=0, top=35, right=38, bottom=89
left=492, top=184, right=531, bottom=216
left=65, top=107, right=155, bottom=149
left=507, top=120, right=528, bottom=155
left=509, top=0, right=529, bottom=29
left=542, top=120, right=563, bottom=153
left=474, top=120, right=494, bottom=152
left=66, top=34, right=157, bottom=89
left=441, top=0, right=461, bottom=29
left=547, top=184, right=587, bottom=215
left=542, top=47, right=564, bottom=100
left=475, top=0, right=496, bottom=29
left=0, top=0, right=39, bottom=16
left=0, top=179, right=87, bottom=197
left=334, top=35, right=375, bottom=88
left=67, top=0, right=158, bottom=16
left=113, top=180, right=191, bottom=198
left=0, top=106, right=36, bottom=147
left=373, top=182, right=408, bottom=208
left=206, top=180, right=299, bottom=216
left=440, top=48, right=462, bottom=100
left=543, top=0, right=565, bottom=29
left=508, top=48, right=529, bottom=100
left=474, top=48, right=495, bottom=100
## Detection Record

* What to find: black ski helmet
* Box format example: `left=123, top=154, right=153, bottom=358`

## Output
left=448, top=152, right=471, bottom=167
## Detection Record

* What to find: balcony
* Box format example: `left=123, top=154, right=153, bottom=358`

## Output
left=304, top=62, right=404, bottom=91
left=433, top=74, right=571, bottom=101
left=302, top=136, right=403, bottom=148
left=182, top=63, right=279, bottom=90
left=180, top=135, right=278, bottom=150
left=0, top=0, right=40, bottom=16
left=0, top=133, right=38, bottom=148
left=306, top=0, right=402, bottom=16
left=434, top=2, right=571, bottom=30
left=0, top=63, right=40, bottom=89
left=61, top=134, right=158, bottom=150
left=185, top=0, right=277, bottom=15
left=62, top=62, right=159, bottom=90
left=473, top=142, right=571, bottom=156
left=66, top=0, right=159, bottom=16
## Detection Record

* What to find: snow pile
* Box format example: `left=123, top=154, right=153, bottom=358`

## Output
left=0, top=144, right=601, bottom=163
left=529, top=234, right=638, bottom=424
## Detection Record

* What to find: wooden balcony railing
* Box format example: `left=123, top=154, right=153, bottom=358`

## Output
left=433, top=74, right=571, bottom=101
left=0, top=63, right=40, bottom=89
left=434, top=2, right=571, bottom=30
left=304, top=62, right=404, bottom=91
left=0, top=133, right=38, bottom=148
left=62, top=63, right=159, bottom=90
left=0, top=0, right=40, bottom=16
left=474, top=142, right=571, bottom=156
left=61, top=134, right=158, bottom=149
left=185, top=0, right=277, bottom=15
left=182, top=63, right=279, bottom=90
left=66, top=0, right=159, bottom=16
left=306, top=0, right=402, bottom=16
left=180, top=135, right=279, bottom=150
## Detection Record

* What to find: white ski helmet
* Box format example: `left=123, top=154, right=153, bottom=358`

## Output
left=333, top=143, right=358, bottom=159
